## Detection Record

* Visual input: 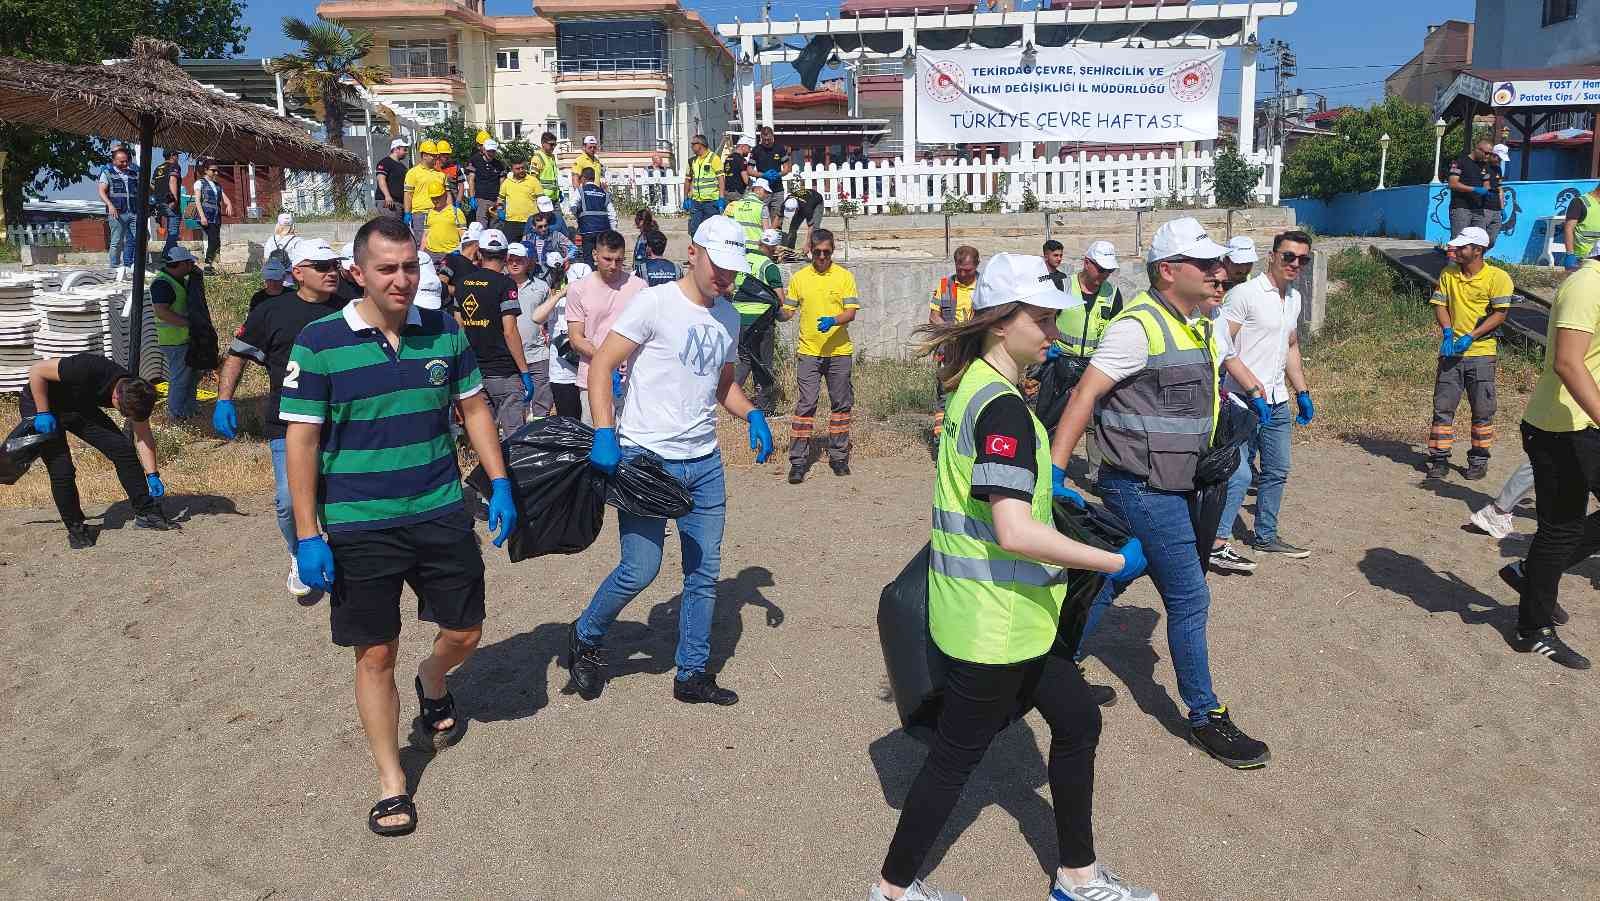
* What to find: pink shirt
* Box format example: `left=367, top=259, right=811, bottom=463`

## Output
left=566, top=270, right=646, bottom=387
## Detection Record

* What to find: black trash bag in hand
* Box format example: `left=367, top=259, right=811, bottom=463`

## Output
left=608, top=451, right=693, bottom=519
left=1190, top=396, right=1263, bottom=559
left=467, top=416, right=606, bottom=561
left=1031, top=353, right=1091, bottom=437
left=0, top=421, right=51, bottom=486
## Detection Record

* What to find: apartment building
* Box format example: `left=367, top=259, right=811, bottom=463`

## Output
left=316, top=0, right=734, bottom=167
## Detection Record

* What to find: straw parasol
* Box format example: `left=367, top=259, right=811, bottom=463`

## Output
left=0, top=36, right=365, bottom=368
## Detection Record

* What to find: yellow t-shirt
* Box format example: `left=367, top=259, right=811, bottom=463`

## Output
left=928, top=277, right=975, bottom=323
left=785, top=263, right=861, bottom=357
left=1523, top=261, right=1600, bottom=432
left=405, top=164, right=447, bottom=213
left=498, top=174, right=541, bottom=223
left=423, top=206, right=466, bottom=253
left=572, top=152, right=603, bottom=185
left=1430, top=262, right=1516, bottom=358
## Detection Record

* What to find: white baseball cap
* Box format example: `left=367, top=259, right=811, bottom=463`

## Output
left=1224, top=236, right=1259, bottom=265
left=1447, top=226, right=1491, bottom=248
left=1493, top=143, right=1510, bottom=163
left=1146, top=216, right=1231, bottom=264
left=162, top=245, right=197, bottom=265
left=507, top=243, right=529, bottom=258
left=972, top=252, right=1075, bottom=312
left=479, top=228, right=509, bottom=253
left=289, top=239, right=338, bottom=266
left=390, top=138, right=409, bottom=150
left=760, top=228, right=783, bottom=247
left=567, top=262, right=593, bottom=281
left=535, top=195, right=555, bottom=213
left=692, top=215, right=752, bottom=273
left=463, top=221, right=484, bottom=244
left=751, top=177, right=772, bottom=193
left=545, top=250, right=565, bottom=268
left=783, top=196, right=799, bottom=215
left=483, top=139, right=499, bottom=151
left=736, top=134, right=755, bottom=147
left=583, top=135, right=598, bottom=146
left=1084, top=239, right=1119, bottom=271
left=276, top=212, right=294, bottom=227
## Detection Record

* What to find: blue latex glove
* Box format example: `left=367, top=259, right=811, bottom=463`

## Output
left=589, top=426, right=621, bottom=475
left=1249, top=395, right=1273, bottom=426
left=1453, top=332, right=1476, bottom=356
left=681, top=198, right=694, bottom=212
left=747, top=410, right=773, bottom=463
left=520, top=371, right=535, bottom=404
left=296, top=536, right=335, bottom=592
left=486, top=477, right=517, bottom=548
left=612, top=368, right=625, bottom=399
left=32, top=412, right=57, bottom=436
left=763, top=168, right=781, bottom=184
left=145, top=473, right=166, bottom=498
left=1563, top=252, right=1582, bottom=269
left=1051, top=465, right=1085, bottom=508
left=1294, top=391, right=1314, bottom=427
left=1438, top=327, right=1457, bottom=357
left=1111, top=538, right=1147, bottom=584
left=1472, top=186, right=1490, bottom=197
left=1045, top=345, right=1063, bottom=361
left=817, top=315, right=837, bottom=333
left=715, top=198, right=727, bottom=212
left=403, top=212, right=412, bottom=225
left=213, top=399, right=237, bottom=439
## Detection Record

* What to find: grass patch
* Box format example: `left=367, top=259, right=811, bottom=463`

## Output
left=1502, top=263, right=1567, bottom=294
left=0, top=241, right=19, bottom=263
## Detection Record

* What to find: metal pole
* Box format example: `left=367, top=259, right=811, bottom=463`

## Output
left=126, top=112, right=156, bottom=375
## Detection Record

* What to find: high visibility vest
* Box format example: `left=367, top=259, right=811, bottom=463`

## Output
left=726, top=195, right=764, bottom=248
left=153, top=270, right=190, bottom=347
left=1095, top=290, right=1220, bottom=492
left=928, top=360, right=1067, bottom=665
left=933, top=275, right=976, bottom=324
left=532, top=149, right=561, bottom=202
left=1055, top=275, right=1121, bottom=355
left=689, top=152, right=721, bottom=201
left=105, top=164, right=141, bottom=214
left=732, top=251, right=778, bottom=322
left=574, top=183, right=610, bottom=236
left=1573, top=194, right=1600, bottom=259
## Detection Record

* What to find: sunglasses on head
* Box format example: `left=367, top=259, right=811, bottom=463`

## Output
left=1278, top=251, right=1312, bottom=266
left=301, top=259, right=338, bottom=273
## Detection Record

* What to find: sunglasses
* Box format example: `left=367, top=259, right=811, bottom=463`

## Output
left=300, top=260, right=338, bottom=273
left=1171, top=256, right=1222, bottom=270
left=1278, top=251, right=1312, bottom=267
left=811, top=247, right=834, bottom=257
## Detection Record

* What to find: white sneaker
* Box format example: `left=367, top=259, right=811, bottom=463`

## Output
left=1050, top=864, right=1158, bottom=901
left=867, top=880, right=967, bottom=901
left=1469, top=505, right=1514, bottom=540
left=287, top=556, right=312, bottom=597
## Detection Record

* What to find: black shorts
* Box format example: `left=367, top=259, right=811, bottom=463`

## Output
left=327, top=508, right=486, bottom=647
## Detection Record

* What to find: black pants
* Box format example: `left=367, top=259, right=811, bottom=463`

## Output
left=551, top=383, right=581, bottom=419
left=880, top=650, right=1100, bottom=887
left=20, top=394, right=156, bottom=526
left=1520, top=422, right=1600, bottom=631
left=502, top=221, right=525, bottom=243
left=202, top=220, right=222, bottom=264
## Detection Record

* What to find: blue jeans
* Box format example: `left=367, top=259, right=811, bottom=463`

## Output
left=576, top=448, right=727, bottom=678
left=686, top=200, right=721, bottom=237
left=108, top=211, right=139, bottom=267
left=160, top=344, right=196, bottom=419
left=269, top=438, right=297, bottom=555
left=1218, top=401, right=1292, bottom=544
left=160, top=206, right=182, bottom=254
left=1087, top=467, right=1220, bottom=727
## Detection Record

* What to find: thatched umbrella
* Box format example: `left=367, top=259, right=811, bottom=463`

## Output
left=0, top=36, right=364, bottom=369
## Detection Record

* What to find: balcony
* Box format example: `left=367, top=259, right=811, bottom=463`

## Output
left=554, top=57, right=670, bottom=97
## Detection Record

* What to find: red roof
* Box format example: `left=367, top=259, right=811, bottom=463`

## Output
left=840, top=0, right=975, bottom=14
left=768, top=84, right=848, bottom=110
left=1303, top=107, right=1353, bottom=124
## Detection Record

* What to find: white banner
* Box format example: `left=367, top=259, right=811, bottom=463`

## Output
left=1491, top=77, right=1600, bottom=108
left=916, top=47, right=1222, bottom=144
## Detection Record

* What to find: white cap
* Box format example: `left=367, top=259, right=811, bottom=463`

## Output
left=463, top=221, right=484, bottom=244
left=736, top=134, right=755, bottom=147
left=162, top=245, right=197, bottom=265
left=414, top=251, right=443, bottom=310
left=783, top=196, right=799, bottom=215
left=1084, top=239, right=1119, bottom=271
left=1493, top=143, right=1510, bottom=163
left=289, top=239, right=338, bottom=266
left=390, top=138, right=409, bottom=150
left=1224, top=236, right=1259, bottom=265
left=567, top=262, right=593, bottom=281
left=1447, top=226, right=1491, bottom=248
left=972, top=253, right=1075, bottom=312
left=545, top=250, right=566, bottom=268
left=1146, top=216, right=1230, bottom=264
left=583, top=135, right=598, bottom=146
left=692, top=215, right=751, bottom=273
left=751, top=177, right=772, bottom=193
left=535, top=196, right=555, bottom=213
left=276, top=212, right=294, bottom=227
left=507, top=243, right=529, bottom=258
left=479, top=228, right=509, bottom=253
left=483, top=139, right=499, bottom=151
left=760, top=228, right=783, bottom=247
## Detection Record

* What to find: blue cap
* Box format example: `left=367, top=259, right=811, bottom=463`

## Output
left=261, top=256, right=289, bottom=283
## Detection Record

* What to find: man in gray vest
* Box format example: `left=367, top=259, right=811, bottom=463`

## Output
left=1049, top=216, right=1271, bottom=771
left=97, top=146, right=142, bottom=277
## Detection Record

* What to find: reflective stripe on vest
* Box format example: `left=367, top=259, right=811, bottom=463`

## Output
left=576, top=185, right=609, bottom=235
left=732, top=251, right=775, bottom=317
left=1576, top=195, right=1600, bottom=259
left=927, top=360, right=1067, bottom=665
left=1094, top=290, right=1219, bottom=492
left=936, top=277, right=958, bottom=324
left=690, top=153, right=721, bottom=201
left=153, top=270, right=190, bottom=346
left=1055, top=277, right=1119, bottom=355
left=105, top=165, right=141, bottom=214
left=533, top=150, right=560, bottom=201
left=728, top=196, right=764, bottom=247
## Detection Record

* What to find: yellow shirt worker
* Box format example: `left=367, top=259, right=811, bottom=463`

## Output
left=1425, top=226, right=1515, bottom=480
left=423, top=185, right=467, bottom=255
left=406, top=149, right=447, bottom=214
left=572, top=136, right=604, bottom=187
left=1524, top=256, right=1600, bottom=432
left=497, top=169, right=541, bottom=237
left=780, top=229, right=861, bottom=482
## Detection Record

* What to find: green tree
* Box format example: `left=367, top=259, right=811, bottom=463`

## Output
left=1210, top=143, right=1266, bottom=208
left=269, top=18, right=388, bottom=150
left=421, top=113, right=479, bottom=162
left=0, top=0, right=249, bottom=222
left=1281, top=97, right=1441, bottom=200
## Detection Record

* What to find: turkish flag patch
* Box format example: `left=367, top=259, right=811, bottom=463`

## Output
left=984, top=434, right=1018, bottom=459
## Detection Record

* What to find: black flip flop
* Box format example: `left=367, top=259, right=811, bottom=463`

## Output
left=368, top=794, right=417, bottom=837
left=412, top=676, right=465, bottom=752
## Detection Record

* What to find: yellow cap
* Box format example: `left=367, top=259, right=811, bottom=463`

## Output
left=435, top=139, right=452, bottom=155
left=428, top=181, right=448, bottom=199
left=475, top=129, right=491, bottom=145
left=419, top=139, right=437, bottom=154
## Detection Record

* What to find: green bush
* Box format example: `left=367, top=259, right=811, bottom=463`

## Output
left=1211, top=144, right=1264, bottom=208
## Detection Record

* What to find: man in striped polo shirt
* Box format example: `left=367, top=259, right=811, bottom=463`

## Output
left=279, top=216, right=518, bottom=837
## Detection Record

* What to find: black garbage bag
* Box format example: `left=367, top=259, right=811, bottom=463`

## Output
left=183, top=271, right=221, bottom=372
left=467, top=417, right=606, bottom=561
left=608, top=451, right=693, bottom=519
left=1031, top=353, right=1091, bottom=437
left=0, top=421, right=51, bottom=486
left=877, top=501, right=1133, bottom=744
left=1190, top=396, right=1262, bottom=559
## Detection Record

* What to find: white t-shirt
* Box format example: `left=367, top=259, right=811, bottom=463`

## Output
left=548, top=294, right=577, bottom=386
left=1220, top=273, right=1302, bottom=404
left=610, top=282, right=740, bottom=459
left=516, top=276, right=551, bottom=363
left=1088, top=293, right=1233, bottom=384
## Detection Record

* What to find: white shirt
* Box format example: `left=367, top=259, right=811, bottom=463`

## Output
left=1087, top=292, right=1234, bottom=384
left=548, top=294, right=577, bottom=386
left=610, top=282, right=740, bottom=459
left=516, top=276, right=551, bottom=363
left=1221, top=272, right=1302, bottom=404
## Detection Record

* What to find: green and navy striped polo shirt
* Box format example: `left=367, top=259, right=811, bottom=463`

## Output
left=279, top=301, right=483, bottom=533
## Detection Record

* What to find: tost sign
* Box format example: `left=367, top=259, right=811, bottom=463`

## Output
left=1491, top=78, right=1600, bottom=108
left=915, top=46, right=1222, bottom=144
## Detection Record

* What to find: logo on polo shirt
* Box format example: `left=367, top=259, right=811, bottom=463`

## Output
left=426, top=359, right=449, bottom=386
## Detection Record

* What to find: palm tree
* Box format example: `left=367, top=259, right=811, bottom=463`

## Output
left=269, top=18, right=388, bottom=148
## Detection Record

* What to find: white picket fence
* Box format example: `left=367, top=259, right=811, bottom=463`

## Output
left=5, top=223, right=72, bottom=247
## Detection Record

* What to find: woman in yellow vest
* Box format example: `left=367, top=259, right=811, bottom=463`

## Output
left=869, top=253, right=1153, bottom=901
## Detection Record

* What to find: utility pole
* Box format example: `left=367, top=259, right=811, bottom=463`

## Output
left=1261, top=39, right=1295, bottom=158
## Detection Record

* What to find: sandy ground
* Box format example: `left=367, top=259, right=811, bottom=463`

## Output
left=1, top=439, right=1598, bottom=901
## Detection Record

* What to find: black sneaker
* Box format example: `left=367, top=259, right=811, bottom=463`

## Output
left=831, top=461, right=851, bottom=476
left=673, top=672, right=739, bottom=706
left=787, top=465, right=806, bottom=484
left=1463, top=461, right=1489, bottom=481
left=1515, top=627, right=1592, bottom=670
left=133, top=511, right=181, bottom=531
left=1250, top=536, right=1310, bottom=559
left=1079, top=665, right=1117, bottom=707
left=1498, top=561, right=1570, bottom=625
left=1188, top=707, right=1271, bottom=769
left=1423, top=460, right=1449, bottom=480
left=65, top=521, right=96, bottom=549
left=1209, top=544, right=1258, bottom=574
left=565, top=621, right=607, bottom=699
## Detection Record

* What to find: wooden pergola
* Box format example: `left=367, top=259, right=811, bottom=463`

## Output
left=1434, top=65, right=1600, bottom=181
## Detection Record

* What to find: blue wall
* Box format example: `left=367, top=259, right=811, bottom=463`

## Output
left=1286, top=179, right=1600, bottom=263
left=1504, top=146, right=1591, bottom=183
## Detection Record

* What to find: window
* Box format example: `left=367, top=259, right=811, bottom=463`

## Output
left=388, top=39, right=452, bottom=78
left=541, top=48, right=558, bottom=72
left=498, top=120, right=523, bottom=140
left=545, top=117, right=568, bottom=141
left=390, top=100, right=457, bottom=126
left=555, top=21, right=666, bottom=73
left=1544, top=0, right=1577, bottom=26
left=495, top=49, right=520, bottom=71
left=597, top=108, right=658, bottom=152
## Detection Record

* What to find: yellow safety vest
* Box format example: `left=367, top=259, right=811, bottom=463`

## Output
left=689, top=152, right=722, bottom=202
left=727, top=195, right=765, bottom=248
left=1054, top=276, right=1120, bottom=355
left=1573, top=193, right=1600, bottom=259
left=532, top=149, right=561, bottom=202
left=153, top=270, right=190, bottom=347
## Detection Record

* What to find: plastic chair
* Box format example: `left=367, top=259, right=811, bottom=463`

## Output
left=1536, top=216, right=1566, bottom=267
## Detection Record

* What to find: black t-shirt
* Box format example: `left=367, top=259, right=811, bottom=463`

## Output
left=788, top=188, right=824, bottom=219
left=468, top=152, right=508, bottom=200
left=970, top=391, right=1039, bottom=503
left=723, top=152, right=750, bottom=194
left=150, top=275, right=179, bottom=310
left=231, top=294, right=341, bottom=439
left=1447, top=155, right=1500, bottom=211
left=749, top=143, right=788, bottom=179
left=44, top=353, right=128, bottom=414
left=248, top=286, right=287, bottom=311
left=1567, top=195, right=1591, bottom=222
left=375, top=156, right=407, bottom=206
left=333, top=273, right=364, bottom=305
left=453, top=268, right=521, bottom=377
left=152, top=159, right=179, bottom=202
